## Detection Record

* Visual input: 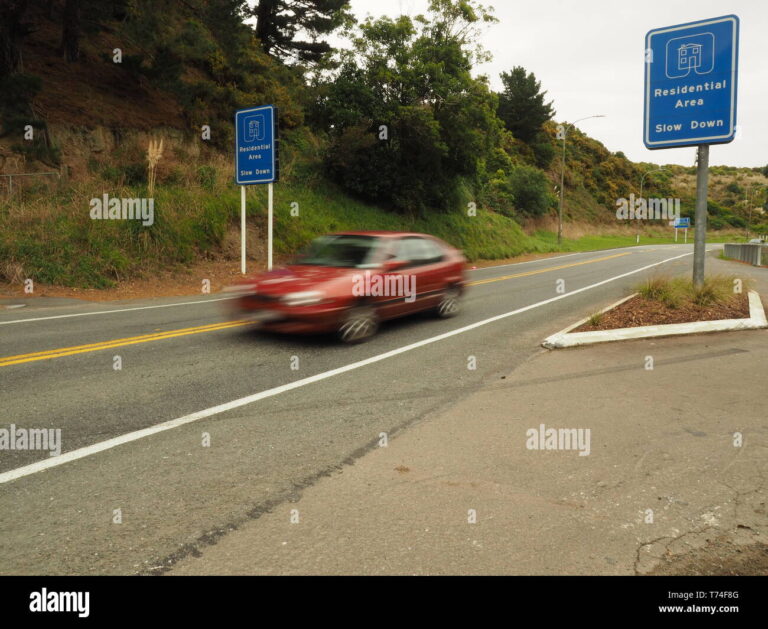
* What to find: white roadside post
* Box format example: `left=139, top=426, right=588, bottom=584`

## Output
left=235, top=105, right=279, bottom=275
left=241, top=186, right=247, bottom=274
left=268, top=182, right=273, bottom=270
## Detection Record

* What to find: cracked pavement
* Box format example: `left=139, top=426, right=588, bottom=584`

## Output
left=170, top=257, right=768, bottom=576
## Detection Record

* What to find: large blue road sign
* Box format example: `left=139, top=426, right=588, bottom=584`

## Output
left=644, top=15, right=739, bottom=149
left=235, top=105, right=278, bottom=184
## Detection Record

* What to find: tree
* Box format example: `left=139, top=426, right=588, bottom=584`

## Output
left=318, top=0, right=500, bottom=213
left=497, top=66, right=555, bottom=143
left=0, top=0, right=31, bottom=77
left=61, top=0, right=81, bottom=61
left=507, top=164, right=555, bottom=216
left=252, top=0, right=352, bottom=62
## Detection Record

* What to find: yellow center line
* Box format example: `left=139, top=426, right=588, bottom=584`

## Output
left=1, top=251, right=634, bottom=368
left=0, top=320, right=251, bottom=367
left=467, top=252, right=632, bottom=287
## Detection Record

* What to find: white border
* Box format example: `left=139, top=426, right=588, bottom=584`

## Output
left=235, top=105, right=276, bottom=185
left=543, top=290, right=766, bottom=349
left=644, top=16, right=738, bottom=148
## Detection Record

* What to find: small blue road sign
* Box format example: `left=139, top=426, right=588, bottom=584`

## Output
left=235, top=105, right=278, bottom=184
left=644, top=15, right=739, bottom=149
left=674, top=217, right=691, bottom=228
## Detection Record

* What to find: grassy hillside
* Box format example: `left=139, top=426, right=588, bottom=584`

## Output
left=0, top=1, right=762, bottom=290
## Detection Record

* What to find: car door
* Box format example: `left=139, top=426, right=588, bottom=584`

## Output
left=378, top=237, right=444, bottom=318
left=406, top=237, right=446, bottom=310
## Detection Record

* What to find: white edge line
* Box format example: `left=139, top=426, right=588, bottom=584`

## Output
left=0, top=249, right=696, bottom=485
left=544, top=290, right=766, bottom=349
left=0, top=250, right=609, bottom=325
left=0, top=245, right=682, bottom=325
left=0, top=296, right=238, bottom=326
left=469, top=244, right=671, bottom=273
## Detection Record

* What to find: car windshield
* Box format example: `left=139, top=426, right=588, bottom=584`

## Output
left=292, top=235, right=382, bottom=268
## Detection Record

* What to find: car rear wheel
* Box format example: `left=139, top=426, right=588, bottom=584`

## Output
left=338, top=304, right=378, bottom=343
left=435, top=286, right=461, bottom=318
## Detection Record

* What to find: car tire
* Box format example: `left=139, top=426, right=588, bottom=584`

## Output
left=338, top=304, right=378, bottom=343
left=435, top=285, right=461, bottom=318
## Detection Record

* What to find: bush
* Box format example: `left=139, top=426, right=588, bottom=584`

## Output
left=507, top=164, right=555, bottom=217
left=530, top=132, right=555, bottom=169
left=636, top=274, right=746, bottom=309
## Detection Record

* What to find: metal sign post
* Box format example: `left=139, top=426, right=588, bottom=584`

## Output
left=268, top=182, right=273, bottom=270
left=644, top=15, right=739, bottom=287
left=241, top=186, right=246, bottom=274
left=693, top=145, right=709, bottom=286
left=673, top=217, right=691, bottom=244
left=235, top=105, right=279, bottom=274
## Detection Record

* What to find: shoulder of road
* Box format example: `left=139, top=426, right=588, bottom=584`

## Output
left=170, top=255, right=768, bottom=575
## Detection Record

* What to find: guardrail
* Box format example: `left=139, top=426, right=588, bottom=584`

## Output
left=723, top=243, right=767, bottom=267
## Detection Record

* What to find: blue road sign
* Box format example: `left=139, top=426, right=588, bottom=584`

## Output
left=674, top=217, right=691, bottom=228
left=644, top=15, right=739, bottom=149
left=235, top=105, right=278, bottom=184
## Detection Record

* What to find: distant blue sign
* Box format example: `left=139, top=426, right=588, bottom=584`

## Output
left=235, top=105, right=278, bottom=184
left=674, top=217, right=691, bottom=228
left=644, top=15, right=739, bottom=149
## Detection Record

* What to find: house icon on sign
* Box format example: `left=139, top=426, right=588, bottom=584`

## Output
left=677, top=43, right=703, bottom=71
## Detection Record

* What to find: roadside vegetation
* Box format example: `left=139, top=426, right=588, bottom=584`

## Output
left=0, top=0, right=766, bottom=290
left=575, top=274, right=752, bottom=332
left=636, top=274, right=750, bottom=309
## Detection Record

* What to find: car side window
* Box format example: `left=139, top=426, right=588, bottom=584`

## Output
left=421, top=239, right=445, bottom=264
left=393, top=238, right=444, bottom=267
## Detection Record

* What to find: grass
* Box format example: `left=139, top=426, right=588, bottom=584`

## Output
left=0, top=154, right=755, bottom=289
left=635, top=274, right=748, bottom=310
left=588, top=311, right=604, bottom=326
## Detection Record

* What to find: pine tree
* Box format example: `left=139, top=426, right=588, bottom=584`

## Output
left=252, top=0, right=351, bottom=62
left=497, top=66, right=555, bottom=144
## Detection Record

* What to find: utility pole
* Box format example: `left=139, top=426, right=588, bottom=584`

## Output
left=557, top=115, right=606, bottom=245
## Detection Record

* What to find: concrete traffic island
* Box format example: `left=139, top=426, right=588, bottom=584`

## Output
left=543, top=290, right=767, bottom=349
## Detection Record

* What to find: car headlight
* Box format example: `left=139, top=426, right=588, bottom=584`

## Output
left=281, top=291, right=325, bottom=307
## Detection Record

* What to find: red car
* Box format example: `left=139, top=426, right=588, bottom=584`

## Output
left=229, top=231, right=467, bottom=342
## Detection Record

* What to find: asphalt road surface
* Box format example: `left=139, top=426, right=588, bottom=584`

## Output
left=0, top=244, right=714, bottom=574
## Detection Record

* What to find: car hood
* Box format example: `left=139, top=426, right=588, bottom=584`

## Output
left=240, top=265, right=361, bottom=295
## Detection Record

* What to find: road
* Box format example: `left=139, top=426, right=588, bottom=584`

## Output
left=0, top=244, right=711, bottom=574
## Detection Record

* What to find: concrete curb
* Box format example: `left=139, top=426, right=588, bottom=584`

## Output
left=542, top=290, right=767, bottom=349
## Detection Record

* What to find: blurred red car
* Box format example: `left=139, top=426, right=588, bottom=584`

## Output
left=229, top=231, right=467, bottom=342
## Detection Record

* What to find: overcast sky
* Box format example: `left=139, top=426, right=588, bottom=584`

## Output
left=336, top=0, right=766, bottom=168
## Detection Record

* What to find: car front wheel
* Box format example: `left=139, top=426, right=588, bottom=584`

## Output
left=338, top=304, right=378, bottom=343
left=435, top=286, right=461, bottom=318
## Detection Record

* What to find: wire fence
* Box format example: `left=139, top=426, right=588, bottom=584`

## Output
left=0, top=172, right=61, bottom=197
